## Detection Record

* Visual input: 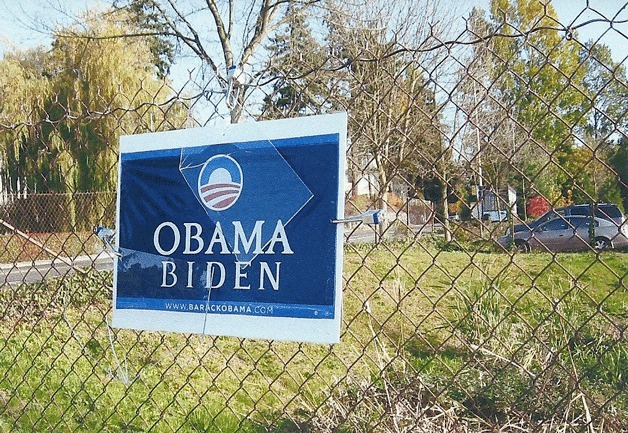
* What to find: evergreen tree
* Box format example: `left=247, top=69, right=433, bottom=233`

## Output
left=261, top=4, right=327, bottom=118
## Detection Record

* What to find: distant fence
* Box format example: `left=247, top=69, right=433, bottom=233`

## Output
left=0, top=192, right=115, bottom=233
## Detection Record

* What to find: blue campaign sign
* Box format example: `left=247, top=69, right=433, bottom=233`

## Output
left=113, top=113, right=347, bottom=344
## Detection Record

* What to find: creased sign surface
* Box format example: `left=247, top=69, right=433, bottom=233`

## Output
left=113, top=113, right=346, bottom=343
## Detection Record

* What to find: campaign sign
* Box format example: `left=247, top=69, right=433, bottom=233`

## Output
left=113, top=113, right=347, bottom=344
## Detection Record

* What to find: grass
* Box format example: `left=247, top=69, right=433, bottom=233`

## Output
left=0, top=242, right=626, bottom=432
left=0, top=232, right=100, bottom=263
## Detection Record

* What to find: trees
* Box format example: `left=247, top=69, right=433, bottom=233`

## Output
left=0, top=48, right=55, bottom=194
left=260, top=3, right=328, bottom=119
left=456, top=0, right=626, bottom=217
left=0, top=8, right=186, bottom=195
left=609, top=137, right=628, bottom=212
left=321, top=0, right=448, bottom=235
left=569, top=42, right=627, bottom=207
left=6, top=0, right=622, bottom=226
left=456, top=7, right=522, bottom=220
left=256, top=0, right=452, bottom=235
left=111, top=0, right=322, bottom=123
left=489, top=0, right=586, bottom=206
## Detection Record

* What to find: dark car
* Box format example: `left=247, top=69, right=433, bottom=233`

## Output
left=499, top=215, right=628, bottom=253
left=512, top=203, right=625, bottom=234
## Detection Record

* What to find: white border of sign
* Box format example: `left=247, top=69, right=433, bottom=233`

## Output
left=113, top=113, right=346, bottom=344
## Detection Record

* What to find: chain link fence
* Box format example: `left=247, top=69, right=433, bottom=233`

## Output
left=0, top=1, right=626, bottom=432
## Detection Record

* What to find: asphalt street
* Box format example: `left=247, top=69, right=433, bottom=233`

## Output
left=0, top=223, right=439, bottom=286
left=0, top=251, right=114, bottom=286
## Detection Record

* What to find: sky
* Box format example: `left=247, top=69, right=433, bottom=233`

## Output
left=0, top=0, right=104, bottom=52
left=0, top=1, right=626, bottom=74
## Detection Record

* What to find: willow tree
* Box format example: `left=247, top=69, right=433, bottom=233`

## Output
left=0, top=8, right=187, bottom=196
left=48, top=9, right=186, bottom=192
left=0, top=49, right=56, bottom=194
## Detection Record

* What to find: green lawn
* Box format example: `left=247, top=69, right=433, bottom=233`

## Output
left=0, top=232, right=99, bottom=263
left=0, top=244, right=626, bottom=432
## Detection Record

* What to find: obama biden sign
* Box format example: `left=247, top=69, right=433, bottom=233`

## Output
left=113, top=113, right=347, bottom=344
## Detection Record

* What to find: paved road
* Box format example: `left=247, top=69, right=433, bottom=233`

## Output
left=346, top=222, right=440, bottom=244
left=0, top=251, right=114, bottom=286
left=1, top=223, right=441, bottom=285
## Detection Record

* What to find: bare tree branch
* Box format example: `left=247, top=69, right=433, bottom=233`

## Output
left=205, top=0, right=233, bottom=69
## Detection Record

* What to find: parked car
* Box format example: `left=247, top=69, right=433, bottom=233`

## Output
left=498, top=215, right=628, bottom=253
left=511, top=203, right=625, bottom=234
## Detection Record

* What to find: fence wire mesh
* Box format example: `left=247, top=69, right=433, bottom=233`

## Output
left=0, top=1, right=626, bottom=432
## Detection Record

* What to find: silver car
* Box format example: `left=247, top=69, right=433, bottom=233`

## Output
left=498, top=216, right=628, bottom=252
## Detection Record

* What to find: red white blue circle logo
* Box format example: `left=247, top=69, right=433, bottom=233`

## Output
left=197, top=154, right=243, bottom=211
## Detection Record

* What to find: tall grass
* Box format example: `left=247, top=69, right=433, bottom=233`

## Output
left=0, top=244, right=625, bottom=432
left=0, top=232, right=99, bottom=263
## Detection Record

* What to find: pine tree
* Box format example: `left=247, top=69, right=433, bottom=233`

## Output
left=261, top=4, right=327, bottom=119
